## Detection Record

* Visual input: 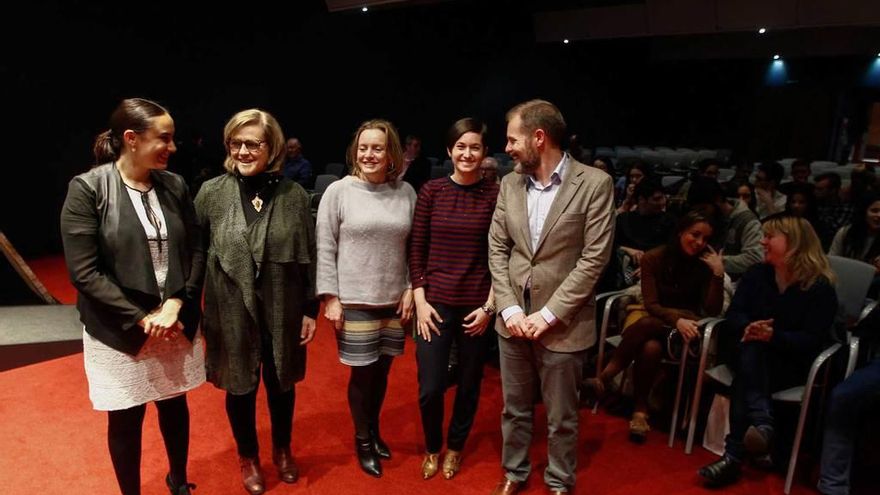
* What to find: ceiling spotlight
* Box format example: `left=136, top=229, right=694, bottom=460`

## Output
left=362, top=6, right=368, bottom=12
left=563, top=39, right=570, bottom=44
left=758, top=27, right=766, bottom=34
left=773, top=54, right=781, bottom=60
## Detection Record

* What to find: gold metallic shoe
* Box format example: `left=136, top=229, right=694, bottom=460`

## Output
left=441, top=449, right=461, bottom=479
left=628, top=412, right=651, bottom=443
left=421, top=453, right=440, bottom=479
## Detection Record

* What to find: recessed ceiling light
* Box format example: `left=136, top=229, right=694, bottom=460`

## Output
left=362, top=6, right=368, bottom=12
left=563, top=39, right=570, bottom=44
left=758, top=27, right=766, bottom=34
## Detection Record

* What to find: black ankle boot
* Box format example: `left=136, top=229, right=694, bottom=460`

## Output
left=369, top=425, right=391, bottom=459
left=355, top=436, right=382, bottom=478
left=166, top=473, right=196, bottom=495
left=698, top=455, right=741, bottom=488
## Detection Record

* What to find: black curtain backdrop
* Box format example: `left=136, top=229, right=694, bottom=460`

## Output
left=3, top=0, right=879, bottom=257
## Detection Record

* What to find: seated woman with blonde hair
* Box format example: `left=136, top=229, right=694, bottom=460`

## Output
left=698, top=214, right=837, bottom=487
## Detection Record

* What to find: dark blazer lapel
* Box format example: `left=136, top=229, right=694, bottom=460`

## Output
left=534, top=161, right=585, bottom=254
left=113, top=169, right=161, bottom=298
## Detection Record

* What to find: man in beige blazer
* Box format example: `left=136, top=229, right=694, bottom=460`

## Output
left=488, top=100, right=615, bottom=495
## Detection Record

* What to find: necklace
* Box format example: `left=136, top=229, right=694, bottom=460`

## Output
left=251, top=194, right=264, bottom=212
left=238, top=173, right=281, bottom=213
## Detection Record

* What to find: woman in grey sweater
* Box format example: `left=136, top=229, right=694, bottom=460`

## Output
left=316, top=119, right=417, bottom=478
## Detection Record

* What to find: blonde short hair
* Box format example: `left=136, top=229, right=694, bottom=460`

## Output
left=222, top=108, right=285, bottom=174
left=762, top=215, right=835, bottom=289
left=346, top=119, right=404, bottom=183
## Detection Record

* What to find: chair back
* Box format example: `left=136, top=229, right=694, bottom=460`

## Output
left=313, top=174, right=338, bottom=194
left=827, top=255, right=875, bottom=324
left=324, top=162, right=346, bottom=178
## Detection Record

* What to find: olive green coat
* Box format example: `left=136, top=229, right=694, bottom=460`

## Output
left=194, top=174, right=315, bottom=394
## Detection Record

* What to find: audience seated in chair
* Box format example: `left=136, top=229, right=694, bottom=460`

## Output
left=610, top=180, right=676, bottom=289
left=687, top=177, right=763, bottom=283
left=754, top=161, right=787, bottom=220
left=818, top=305, right=880, bottom=495
left=616, top=161, right=653, bottom=213
left=814, top=172, right=854, bottom=251
left=585, top=209, right=724, bottom=443
left=828, top=190, right=880, bottom=299
left=698, top=215, right=838, bottom=488
left=779, top=159, right=814, bottom=197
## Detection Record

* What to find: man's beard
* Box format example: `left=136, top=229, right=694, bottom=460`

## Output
left=513, top=147, right=540, bottom=174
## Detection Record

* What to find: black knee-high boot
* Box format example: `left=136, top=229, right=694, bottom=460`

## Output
left=349, top=364, right=381, bottom=477
left=368, top=355, right=393, bottom=459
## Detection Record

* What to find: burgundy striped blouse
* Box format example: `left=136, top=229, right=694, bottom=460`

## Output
left=409, top=176, right=500, bottom=307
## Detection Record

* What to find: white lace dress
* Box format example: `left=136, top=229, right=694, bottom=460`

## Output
left=83, top=186, right=205, bottom=411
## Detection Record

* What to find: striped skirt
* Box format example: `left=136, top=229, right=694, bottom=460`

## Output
left=336, top=307, right=405, bottom=366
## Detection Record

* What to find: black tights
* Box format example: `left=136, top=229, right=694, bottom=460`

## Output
left=225, top=331, right=296, bottom=459
left=599, top=316, right=666, bottom=414
left=348, top=354, right=393, bottom=439
left=107, top=394, right=189, bottom=495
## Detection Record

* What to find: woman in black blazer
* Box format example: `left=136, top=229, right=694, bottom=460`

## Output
left=60, top=98, right=205, bottom=495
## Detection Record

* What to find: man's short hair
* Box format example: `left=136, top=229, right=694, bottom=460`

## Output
left=757, top=161, right=785, bottom=184
left=634, top=179, right=663, bottom=201
left=814, top=172, right=842, bottom=190
left=506, top=99, right=566, bottom=147
left=687, top=176, right=725, bottom=206
left=696, top=158, right=722, bottom=173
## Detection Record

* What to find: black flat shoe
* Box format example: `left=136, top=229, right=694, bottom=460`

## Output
left=698, top=456, right=741, bottom=488
left=166, top=473, right=196, bottom=495
left=744, top=425, right=774, bottom=457
left=355, top=436, right=382, bottom=478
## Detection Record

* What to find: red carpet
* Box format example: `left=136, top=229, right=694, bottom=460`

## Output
left=3, top=256, right=819, bottom=494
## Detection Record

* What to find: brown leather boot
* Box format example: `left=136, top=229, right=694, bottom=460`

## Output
left=272, top=446, right=299, bottom=484
left=238, top=456, right=265, bottom=495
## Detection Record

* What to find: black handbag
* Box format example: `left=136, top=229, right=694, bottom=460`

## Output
left=666, top=329, right=700, bottom=361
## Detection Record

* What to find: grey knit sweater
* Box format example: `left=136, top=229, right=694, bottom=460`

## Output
left=316, top=175, right=417, bottom=306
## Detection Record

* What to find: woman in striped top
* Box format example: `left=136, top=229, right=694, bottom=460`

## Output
left=410, top=118, right=500, bottom=480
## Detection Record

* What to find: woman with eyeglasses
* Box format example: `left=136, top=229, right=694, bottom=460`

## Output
left=316, top=119, right=416, bottom=478
left=194, top=108, right=318, bottom=495
left=60, top=98, right=204, bottom=495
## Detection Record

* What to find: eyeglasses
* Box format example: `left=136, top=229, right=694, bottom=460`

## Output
left=227, top=139, right=265, bottom=153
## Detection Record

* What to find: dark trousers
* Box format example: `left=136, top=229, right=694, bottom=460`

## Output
left=225, top=328, right=295, bottom=458
left=818, top=357, right=880, bottom=495
left=416, top=303, right=491, bottom=453
left=107, top=394, right=190, bottom=495
left=724, top=341, right=802, bottom=461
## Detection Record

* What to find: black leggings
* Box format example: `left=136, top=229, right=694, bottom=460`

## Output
left=107, top=394, right=190, bottom=495
left=348, top=354, right=394, bottom=439
left=225, top=329, right=296, bottom=459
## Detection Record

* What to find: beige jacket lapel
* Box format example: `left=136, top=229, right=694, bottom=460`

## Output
left=534, top=161, right=584, bottom=255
